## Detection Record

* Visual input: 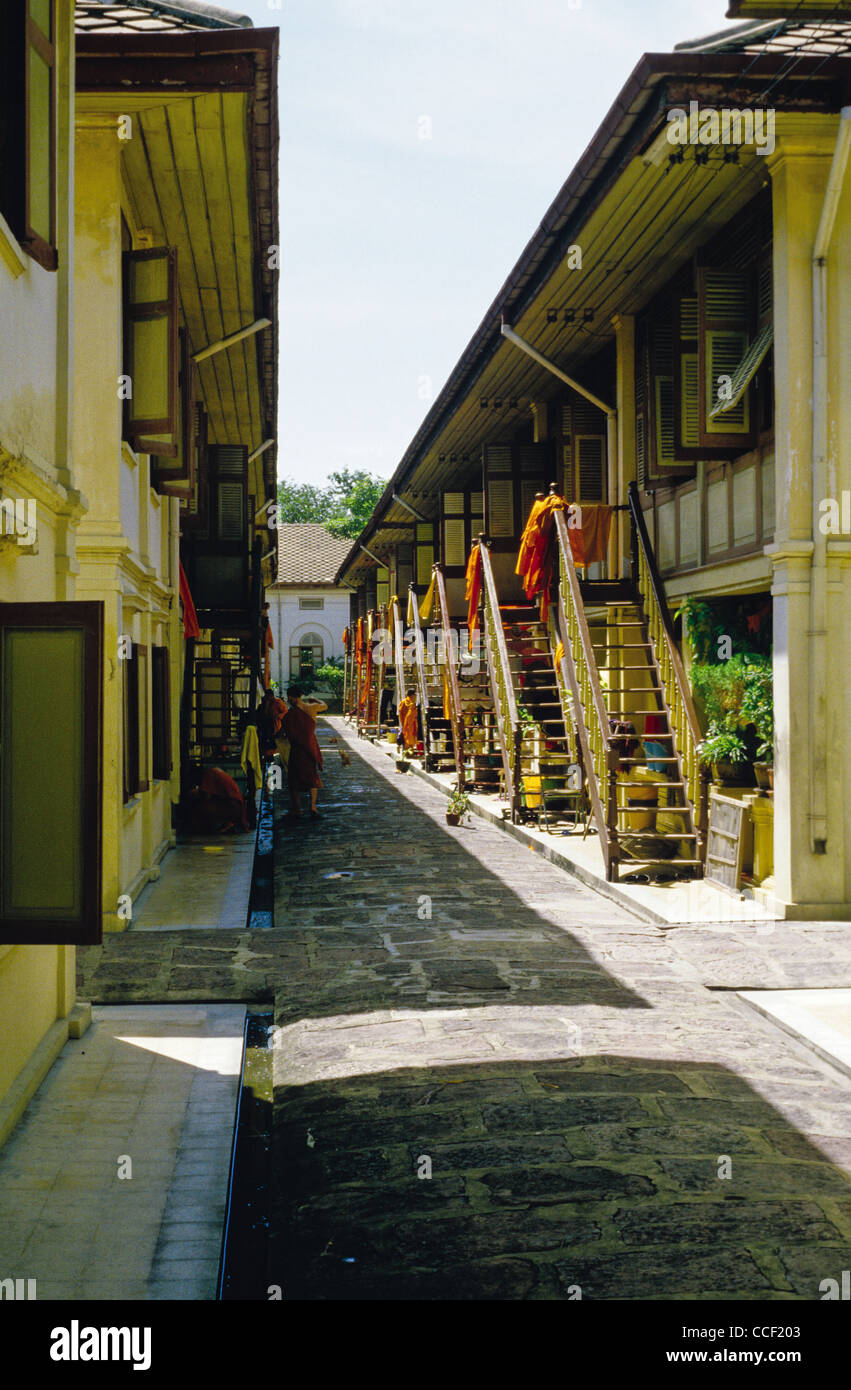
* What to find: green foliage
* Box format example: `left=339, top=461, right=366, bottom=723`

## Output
left=446, top=786, right=472, bottom=819
left=692, top=653, right=773, bottom=766
left=276, top=469, right=386, bottom=541
left=316, top=663, right=344, bottom=693
left=676, top=595, right=772, bottom=663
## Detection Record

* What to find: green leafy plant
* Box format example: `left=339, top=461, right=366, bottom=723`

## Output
left=316, top=663, right=344, bottom=693
left=700, top=731, right=748, bottom=766
left=446, top=787, right=472, bottom=820
left=692, top=653, right=773, bottom=769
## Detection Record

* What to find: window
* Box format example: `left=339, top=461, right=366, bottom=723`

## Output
left=122, top=641, right=149, bottom=799
left=122, top=247, right=179, bottom=450
left=0, top=602, right=103, bottom=943
left=290, top=633, right=323, bottom=679
left=0, top=2, right=57, bottom=270
left=122, top=643, right=139, bottom=802
left=151, top=645, right=171, bottom=781
left=299, top=597, right=324, bottom=611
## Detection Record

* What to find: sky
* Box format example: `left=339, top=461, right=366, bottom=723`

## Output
left=233, top=0, right=744, bottom=488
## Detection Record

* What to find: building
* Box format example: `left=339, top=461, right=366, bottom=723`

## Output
left=0, top=0, right=278, bottom=1144
left=266, top=523, right=353, bottom=690
left=337, top=6, right=851, bottom=920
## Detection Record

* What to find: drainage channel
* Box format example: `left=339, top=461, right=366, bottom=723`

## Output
left=217, top=1007, right=274, bottom=1300
left=247, top=776, right=275, bottom=930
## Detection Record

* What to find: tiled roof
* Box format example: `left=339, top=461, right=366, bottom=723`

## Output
left=75, top=1, right=252, bottom=33
left=677, top=17, right=851, bottom=56
left=274, top=525, right=354, bottom=587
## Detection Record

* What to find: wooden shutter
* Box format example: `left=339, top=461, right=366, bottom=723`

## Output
left=699, top=267, right=756, bottom=448
left=0, top=601, right=102, bottom=944
left=0, top=3, right=57, bottom=270
left=179, top=405, right=209, bottom=533
left=152, top=645, right=172, bottom=781
left=482, top=442, right=552, bottom=548
left=123, top=246, right=179, bottom=447
left=635, top=308, right=696, bottom=488
left=152, top=330, right=198, bottom=497
left=123, top=642, right=139, bottom=803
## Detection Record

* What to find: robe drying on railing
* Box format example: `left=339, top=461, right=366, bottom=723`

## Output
left=465, top=544, right=482, bottom=650
left=515, top=491, right=568, bottom=622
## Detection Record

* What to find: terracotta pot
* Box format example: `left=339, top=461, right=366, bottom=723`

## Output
left=445, top=812, right=461, bottom=826
left=753, top=762, right=770, bottom=790
left=767, top=767, right=774, bottom=791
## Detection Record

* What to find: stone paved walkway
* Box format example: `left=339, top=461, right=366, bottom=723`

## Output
left=75, top=720, right=851, bottom=1301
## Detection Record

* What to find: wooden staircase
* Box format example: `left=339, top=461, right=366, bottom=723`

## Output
left=548, top=487, right=708, bottom=881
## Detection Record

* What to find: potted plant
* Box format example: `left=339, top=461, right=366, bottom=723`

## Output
left=699, top=730, right=749, bottom=785
left=445, top=787, right=471, bottom=826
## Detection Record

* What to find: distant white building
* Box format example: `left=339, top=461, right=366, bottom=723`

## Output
left=267, top=524, right=353, bottom=688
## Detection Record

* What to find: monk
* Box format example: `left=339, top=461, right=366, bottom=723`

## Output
left=397, top=692, right=419, bottom=750
left=255, top=687, right=286, bottom=756
left=280, top=685, right=327, bottom=820
left=185, top=765, right=249, bottom=834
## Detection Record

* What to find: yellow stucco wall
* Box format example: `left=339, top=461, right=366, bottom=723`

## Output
left=0, top=1, right=82, bottom=1142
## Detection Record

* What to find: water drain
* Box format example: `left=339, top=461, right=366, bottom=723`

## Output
left=217, top=1009, right=274, bottom=1301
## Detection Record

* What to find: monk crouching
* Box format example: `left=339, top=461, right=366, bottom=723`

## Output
left=281, top=684, right=327, bottom=821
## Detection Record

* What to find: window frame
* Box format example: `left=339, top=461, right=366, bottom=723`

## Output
left=1, top=2, right=58, bottom=271
left=0, top=600, right=103, bottom=944
left=151, top=644, right=172, bottom=782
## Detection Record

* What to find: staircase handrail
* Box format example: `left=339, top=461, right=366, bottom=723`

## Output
left=433, top=565, right=466, bottom=786
left=478, top=539, right=521, bottom=818
left=627, top=480, right=705, bottom=834
left=552, top=507, right=617, bottom=875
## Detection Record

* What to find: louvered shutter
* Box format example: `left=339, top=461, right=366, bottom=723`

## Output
left=699, top=267, right=756, bottom=446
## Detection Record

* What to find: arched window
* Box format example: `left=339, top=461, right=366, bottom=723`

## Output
left=290, top=631, right=323, bottom=680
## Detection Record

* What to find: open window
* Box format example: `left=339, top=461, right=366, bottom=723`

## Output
left=0, top=2, right=57, bottom=270
left=151, top=645, right=172, bottom=781
left=122, top=246, right=179, bottom=451
left=151, top=328, right=199, bottom=498
left=0, top=602, right=102, bottom=944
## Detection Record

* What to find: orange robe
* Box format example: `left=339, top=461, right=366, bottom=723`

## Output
left=397, top=695, right=419, bottom=749
left=464, top=545, right=482, bottom=649
left=193, top=767, right=248, bottom=833
left=515, top=493, right=568, bottom=622
left=281, top=705, right=324, bottom=790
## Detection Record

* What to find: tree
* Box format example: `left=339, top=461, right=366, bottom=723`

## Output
left=276, top=469, right=385, bottom=540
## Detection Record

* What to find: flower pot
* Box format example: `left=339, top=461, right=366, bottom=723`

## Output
left=767, top=767, right=774, bottom=791
left=713, top=760, right=748, bottom=785
left=445, top=812, right=461, bottom=826
left=754, top=761, right=770, bottom=790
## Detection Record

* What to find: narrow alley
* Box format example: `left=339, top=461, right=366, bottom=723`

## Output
left=75, top=716, right=851, bottom=1302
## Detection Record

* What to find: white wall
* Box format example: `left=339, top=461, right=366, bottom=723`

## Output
left=267, top=585, right=351, bottom=688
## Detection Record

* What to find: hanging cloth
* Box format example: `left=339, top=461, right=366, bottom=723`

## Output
left=572, top=504, right=614, bottom=567
left=464, top=545, right=482, bottom=651
left=179, top=562, right=201, bottom=640
left=419, top=573, right=437, bottom=623
left=515, top=493, right=568, bottom=623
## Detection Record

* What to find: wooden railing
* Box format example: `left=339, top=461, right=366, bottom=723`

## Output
left=433, top=565, right=466, bottom=786
left=389, top=596, right=407, bottom=704
left=408, top=584, right=430, bottom=732
left=628, top=481, right=707, bottom=862
left=552, top=507, right=618, bottom=878
left=478, top=540, right=520, bottom=820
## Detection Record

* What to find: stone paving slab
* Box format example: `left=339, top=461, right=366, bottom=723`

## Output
left=73, top=720, right=851, bottom=1301
left=0, top=1005, right=244, bottom=1301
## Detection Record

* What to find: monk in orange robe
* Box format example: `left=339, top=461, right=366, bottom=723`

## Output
left=281, top=686, right=326, bottom=820
left=186, top=766, right=249, bottom=834
left=397, top=693, right=419, bottom=749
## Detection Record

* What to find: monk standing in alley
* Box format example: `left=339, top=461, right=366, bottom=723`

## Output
left=281, top=684, right=327, bottom=821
